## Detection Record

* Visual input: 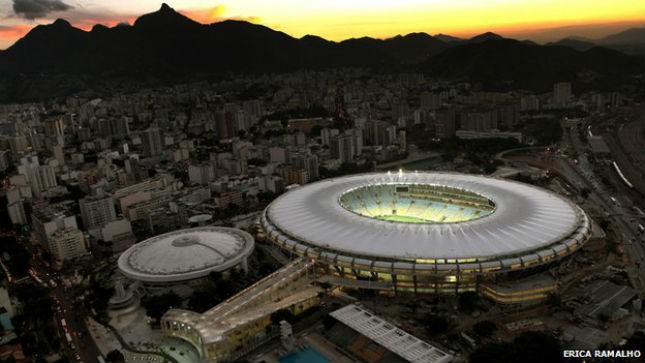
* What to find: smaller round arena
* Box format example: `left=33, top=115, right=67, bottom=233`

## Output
left=118, top=226, right=255, bottom=283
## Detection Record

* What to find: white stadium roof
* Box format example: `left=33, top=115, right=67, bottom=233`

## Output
left=265, top=172, right=585, bottom=261
left=118, top=226, right=254, bottom=282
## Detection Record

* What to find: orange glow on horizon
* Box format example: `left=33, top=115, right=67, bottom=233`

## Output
left=0, top=0, right=643, bottom=49
left=0, top=24, right=32, bottom=40
left=179, top=5, right=227, bottom=24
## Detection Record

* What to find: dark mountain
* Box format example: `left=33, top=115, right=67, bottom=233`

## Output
left=423, top=38, right=643, bottom=91
left=133, top=3, right=201, bottom=30
left=548, top=38, right=597, bottom=51
left=0, top=4, right=642, bottom=101
left=597, top=27, right=645, bottom=56
left=557, top=28, right=645, bottom=55
left=383, top=33, right=447, bottom=63
left=434, top=34, right=462, bottom=43
left=0, top=4, right=447, bottom=75
left=6, top=19, right=90, bottom=73
left=469, top=32, right=505, bottom=43
left=598, top=27, right=645, bottom=45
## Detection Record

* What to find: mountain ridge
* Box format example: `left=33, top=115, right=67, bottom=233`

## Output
left=0, top=4, right=642, bottom=102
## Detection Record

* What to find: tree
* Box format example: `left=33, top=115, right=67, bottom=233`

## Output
left=319, top=282, right=332, bottom=292
left=270, top=308, right=295, bottom=325
left=106, top=350, right=125, bottom=363
left=469, top=342, right=508, bottom=363
left=322, top=314, right=336, bottom=331
left=458, top=291, right=480, bottom=313
left=309, top=125, right=322, bottom=137
left=141, top=292, right=181, bottom=321
left=209, top=271, right=223, bottom=283
left=545, top=292, right=561, bottom=310
left=469, top=331, right=563, bottom=363
left=424, top=313, right=452, bottom=336
left=624, top=331, right=645, bottom=362
left=188, top=286, right=221, bottom=313
left=473, top=320, right=497, bottom=337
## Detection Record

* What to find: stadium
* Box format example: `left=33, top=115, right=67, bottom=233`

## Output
left=118, top=226, right=254, bottom=284
left=260, top=171, right=592, bottom=295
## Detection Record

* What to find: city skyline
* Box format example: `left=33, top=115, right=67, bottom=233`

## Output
left=0, top=0, right=643, bottom=49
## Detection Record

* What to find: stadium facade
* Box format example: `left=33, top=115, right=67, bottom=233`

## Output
left=260, top=172, right=592, bottom=297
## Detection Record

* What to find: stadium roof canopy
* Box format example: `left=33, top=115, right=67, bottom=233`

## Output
left=265, top=172, right=584, bottom=261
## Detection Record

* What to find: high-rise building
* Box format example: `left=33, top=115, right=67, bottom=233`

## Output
left=97, top=119, right=111, bottom=138
left=79, top=195, right=117, bottom=230
left=9, top=135, right=28, bottom=153
left=348, top=128, right=363, bottom=155
left=49, top=227, right=87, bottom=261
left=141, top=126, right=164, bottom=157
left=110, top=117, right=131, bottom=138
left=268, top=147, right=287, bottom=163
left=0, top=150, right=10, bottom=172
left=283, top=168, right=309, bottom=185
left=243, top=99, right=264, bottom=123
left=498, top=103, right=521, bottom=129
left=435, top=109, right=456, bottom=139
left=420, top=92, right=441, bottom=111
left=188, top=163, right=215, bottom=185
left=384, top=125, right=397, bottom=146
left=520, top=95, right=540, bottom=112
left=53, top=144, right=65, bottom=166
left=320, top=128, right=339, bottom=147
left=330, top=134, right=355, bottom=163
left=31, top=202, right=78, bottom=251
left=553, top=82, right=572, bottom=106
left=44, top=117, right=65, bottom=146
left=29, top=165, right=57, bottom=198
left=460, top=110, right=498, bottom=132
left=399, top=130, right=407, bottom=151
left=7, top=201, right=28, bottom=225
left=291, top=151, right=320, bottom=181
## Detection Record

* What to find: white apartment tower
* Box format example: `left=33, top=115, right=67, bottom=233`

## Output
left=49, top=227, right=87, bottom=261
left=79, top=195, right=117, bottom=230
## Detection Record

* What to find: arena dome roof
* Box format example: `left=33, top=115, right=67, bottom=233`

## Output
left=264, top=172, right=585, bottom=262
left=118, top=226, right=254, bottom=283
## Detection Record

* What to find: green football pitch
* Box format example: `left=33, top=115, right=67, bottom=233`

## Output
left=375, top=215, right=429, bottom=223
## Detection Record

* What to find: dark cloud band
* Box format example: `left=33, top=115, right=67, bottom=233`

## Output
left=13, top=0, right=73, bottom=20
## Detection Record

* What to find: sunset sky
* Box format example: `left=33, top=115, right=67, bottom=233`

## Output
left=0, top=0, right=643, bottom=49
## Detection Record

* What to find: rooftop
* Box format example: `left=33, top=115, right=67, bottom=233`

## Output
left=330, top=304, right=453, bottom=363
left=117, top=226, right=254, bottom=282
left=265, top=172, right=586, bottom=261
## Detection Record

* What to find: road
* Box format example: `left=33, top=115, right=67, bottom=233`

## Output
left=29, top=255, right=104, bottom=363
left=496, top=117, right=645, bottom=295
left=562, top=119, right=645, bottom=294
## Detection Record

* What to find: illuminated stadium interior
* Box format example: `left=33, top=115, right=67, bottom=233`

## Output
left=338, top=184, right=496, bottom=224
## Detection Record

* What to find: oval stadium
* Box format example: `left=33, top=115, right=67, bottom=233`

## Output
left=118, top=226, right=255, bottom=284
left=260, top=172, right=592, bottom=295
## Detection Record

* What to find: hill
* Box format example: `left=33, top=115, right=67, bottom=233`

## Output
left=0, top=4, right=642, bottom=101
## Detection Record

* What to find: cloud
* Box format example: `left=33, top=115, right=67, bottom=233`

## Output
left=13, top=0, right=73, bottom=20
